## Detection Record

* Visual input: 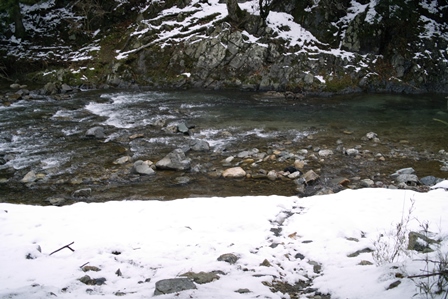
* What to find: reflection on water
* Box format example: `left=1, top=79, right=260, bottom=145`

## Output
left=0, top=89, right=447, bottom=204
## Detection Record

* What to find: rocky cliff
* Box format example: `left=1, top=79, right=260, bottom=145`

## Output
left=1, top=0, right=447, bottom=94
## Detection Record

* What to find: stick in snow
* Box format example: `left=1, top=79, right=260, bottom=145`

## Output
left=49, top=242, right=75, bottom=255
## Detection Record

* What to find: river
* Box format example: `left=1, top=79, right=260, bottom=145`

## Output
left=1, top=89, right=447, bottom=205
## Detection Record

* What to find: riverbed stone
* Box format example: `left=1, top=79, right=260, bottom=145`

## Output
left=365, top=132, right=377, bottom=140
left=267, top=170, right=278, bottom=181
left=345, top=148, right=359, bottom=156
left=86, top=126, right=106, bottom=139
left=154, top=278, right=197, bottom=295
left=72, top=188, right=92, bottom=198
left=395, top=174, right=419, bottom=185
left=302, top=170, right=319, bottom=184
left=21, top=170, right=37, bottom=183
left=360, top=179, right=374, bottom=187
left=189, top=139, right=210, bottom=151
left=318, top=149, right=333, bottom=157
left=390, top=167, right=415, bottom=178
left=156, top=149, right=191, bottom=170
left=133, top=160, right=156, bottom=175
left=222, top=167, right=246, bottom=178
left=177, top=122, right=189, bottom=134
left=114, top=156, right=132, bottom=165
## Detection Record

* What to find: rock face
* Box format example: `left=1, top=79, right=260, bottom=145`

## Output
left=3, top=0, right=448, bottom=94
left=156, top=149, right=191, bottom=170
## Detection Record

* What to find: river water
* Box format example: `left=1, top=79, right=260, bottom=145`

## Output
left=1, top=89, right=447, bottom=205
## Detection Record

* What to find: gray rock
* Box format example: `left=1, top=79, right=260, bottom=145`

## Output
left=302, top=170, right=319, bottom=184
left=217, top=253, right=239, bottom=264
left=72, top=188, right=92, bottom=198
left=189, top=139, right=210, bottom=151
left=345, top=148, right=359, bottom=156
left=180, top=271, right=220, bottom=284
left=237, top=148, right=259, bottom=158
left=46, top=197, right=66, bottom=206
left=86, top=126, right=106, bottom=139
left=174, top=176, right=191, bottom=185
left=408, top=231, right=439, bottom=252
left=21, top=170, right=37, bottom=183
left=390, top=167, right=415, bottom=178
left=154, top=278, right=197, bottom=296
left=222, top=167, right=246, bottom=178
left=177, top=122, right=189, bottom=134
left=267, top=170, right=278, bottom=181
left=360, top=178, right=375, bottom=187
left=78, top=275, right=107, bottom=286
left=42, top=82, right=60, bottom=95
left=61, top=83, right=73, bottom=93
left=395, top=174, right=419, bottom=185
left=365, top=132, right=377, bottom=140
left=113, top=156, right=132, bottom=165
left=318, top=149, right=333, bottom=157
left=133, top=160, right=155, bottom=175
left=156, top=149, right=191, bottom=170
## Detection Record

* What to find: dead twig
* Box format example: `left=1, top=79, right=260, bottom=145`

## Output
left=49, top=242, right=75, bottom=255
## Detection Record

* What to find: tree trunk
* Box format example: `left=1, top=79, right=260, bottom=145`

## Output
left=226, top=0, right=244, bottom=23
left=12, top=0, right=26, bottom=39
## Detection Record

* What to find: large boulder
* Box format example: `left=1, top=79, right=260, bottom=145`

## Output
left=156, top=149, right=191, bottom=170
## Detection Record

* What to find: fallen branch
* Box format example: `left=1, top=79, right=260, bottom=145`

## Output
left=408, top=270, right=448, bottom=279
left=50, top=242, right=75, bottom=255
left=434, top=118, right=448, bottom=126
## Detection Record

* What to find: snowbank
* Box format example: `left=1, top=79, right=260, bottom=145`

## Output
left=0, top=186, right=447, bottom=298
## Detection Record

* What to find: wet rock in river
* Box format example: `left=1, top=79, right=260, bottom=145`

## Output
left=86, top=126, right=106, bottom=139
left=156, top=149, right=191, bottom=170
left=267, top=170, right=278, bottom=181
left=133, top=160, right=155, bottom=175
left=222, top=167, right=246, bottom=178
left=318, top=149, right=333, bottom=157
left=20, top=170, right=37, bottom=183
left=390, top=167, right=415, bottom=177
left=72, top=188, right=92, bottom=198
left=344, top=148, right=359, bottom=156
left=237, top=148, right=259, bottom=158
left=360, top=179, right=374, bottom=187
left=302, top=170, right=319, bottom=184
left=113, top=156, right=132, bottom=165
left=395, top=174, right=419, bottom=185
left=365, top=132, right=377, bottom=140
left=189, top=139, right=210, bottom=151
left=177, top=122, right=189, bottom=134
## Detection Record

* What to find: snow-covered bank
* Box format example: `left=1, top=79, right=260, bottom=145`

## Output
left=0, top=186, right=447, bottom=299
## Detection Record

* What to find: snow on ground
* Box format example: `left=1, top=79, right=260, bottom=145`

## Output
left=1, top=186, right=447, bottom=299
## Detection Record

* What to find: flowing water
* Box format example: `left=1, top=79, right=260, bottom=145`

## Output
left=1, top=89, right=447, bottom=205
